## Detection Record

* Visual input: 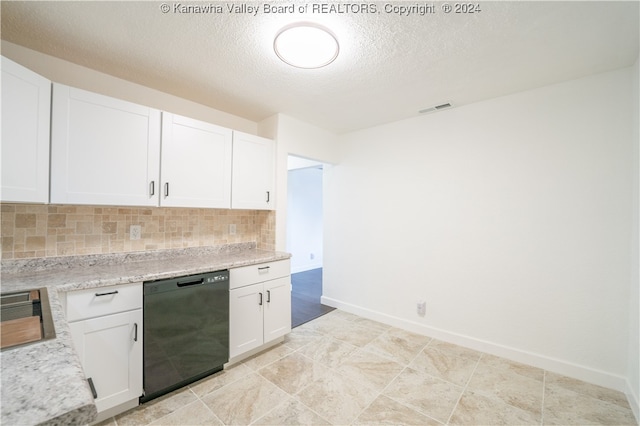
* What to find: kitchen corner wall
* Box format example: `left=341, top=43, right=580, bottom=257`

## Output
left=0, top=203, right=275, bottom=260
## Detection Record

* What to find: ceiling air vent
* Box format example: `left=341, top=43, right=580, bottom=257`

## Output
left=418, top=102, right=453, bottom=114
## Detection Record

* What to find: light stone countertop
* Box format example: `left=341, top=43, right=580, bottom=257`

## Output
left=0, top=244, right=291, bottom=426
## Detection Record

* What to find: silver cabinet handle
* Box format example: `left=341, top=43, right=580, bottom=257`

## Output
left=258, top=266, right=270, bottom=271
left=266, top=191, right=270, bottom=203
left=164, top=182, right=169, bottom=197
left=149, top=181, right=155, bottom=196
left=266, top=290, right=271, bottom=303
left=134, top=323, right=138, bottom=342
left=258, top=292, right=263, bottom=306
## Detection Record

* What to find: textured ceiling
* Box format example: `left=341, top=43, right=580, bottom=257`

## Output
left=1, top=1, right=639, bottom=134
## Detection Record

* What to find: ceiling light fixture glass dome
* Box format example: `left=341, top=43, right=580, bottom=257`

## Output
left=274, top=23, right=339, bottom=69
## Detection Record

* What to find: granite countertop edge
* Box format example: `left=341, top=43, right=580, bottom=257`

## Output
left=0, top=245, right=291, bottom=426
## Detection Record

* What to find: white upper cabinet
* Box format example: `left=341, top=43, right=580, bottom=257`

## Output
left=50, top=84, right=161, bottom=206
left=231, top=131, right=275, bottom=210
left=1, top=56, right=51, bottom=203
left=160, top=113, right=232, bottom=208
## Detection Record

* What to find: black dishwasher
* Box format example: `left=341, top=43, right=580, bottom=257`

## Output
left=141, top=270, right=229, bottom=403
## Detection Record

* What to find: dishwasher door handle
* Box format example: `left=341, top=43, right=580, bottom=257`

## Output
left=177, top=278, right=204, bottom=287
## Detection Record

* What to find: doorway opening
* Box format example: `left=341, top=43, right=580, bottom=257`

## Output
left=287, top=155, right=335, bottom=328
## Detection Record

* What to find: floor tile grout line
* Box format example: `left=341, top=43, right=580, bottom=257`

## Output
left=286, top=357, right=342, bottom=424
left=332, top=327, right=449, bottom=424
left=247, top=395, right=295, bottom=426
left=354, top=331, right=458, bottom=425
left=407, top=336, right=433, bottom=366
left=190, top=383, right=227, bottom=426
left=351, top=363, right=406, bottom=425
left=188, top=363, right=251, bottom=401
left=289, top=393, right=335, bottom=426
left=139, top=388, right=199, bottom=426
left=254, top=321, right=377, bottom=425
left=228, top=342, right=330, bottom=425
left=445, top=352, right=484, bottom=425
left=379, top=386, right=447, bottom=424
left=358, top=364, right=445, bottom=425
left=259, top=349, right=368, bottom=426
left=271, top=315, right=415, bottom=425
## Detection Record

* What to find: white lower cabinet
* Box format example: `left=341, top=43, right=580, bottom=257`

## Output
left=229, top=260, right=291, bottom=359
left=263, top=277, right=292, bottom=342
left=66, top=283, right=143, bottom=422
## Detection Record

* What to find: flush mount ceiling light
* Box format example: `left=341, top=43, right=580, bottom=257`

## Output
left=274, top=23, right=339, bottom=69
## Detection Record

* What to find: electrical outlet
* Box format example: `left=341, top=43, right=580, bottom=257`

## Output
left=417, top=300, right=426, bottom=316
left=130, top=225, right=141, bottom=240
left=229, top=224, right=237, bottom=235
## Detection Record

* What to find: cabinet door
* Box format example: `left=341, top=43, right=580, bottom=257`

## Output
left=229, top=283, right=264, bottom=359
left=160, top=113, right=232, bottom=208
left=50, top=84, right=161, bottom=206
left=231, top=131, right=275, bottom=210
left=263, top=277, right=292, bottom=343
left=68, top=310, right=143, bottom=414
left=1, top=57, right=51, bottom=203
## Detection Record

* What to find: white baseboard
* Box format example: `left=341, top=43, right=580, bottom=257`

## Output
left=321, top=296, right=635, bottom=403
left=626, top=378, right=640, bottom=424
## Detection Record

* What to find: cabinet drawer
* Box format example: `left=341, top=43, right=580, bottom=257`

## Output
left=66, top=282, right=143, bottom=322
left=230, top=259, right=290, bottom=289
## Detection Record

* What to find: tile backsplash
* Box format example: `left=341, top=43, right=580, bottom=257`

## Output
left=1, top=204, right=275, bottom=260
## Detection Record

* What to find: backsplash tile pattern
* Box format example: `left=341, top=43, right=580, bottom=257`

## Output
left=1, top=204, right=275, bottom=260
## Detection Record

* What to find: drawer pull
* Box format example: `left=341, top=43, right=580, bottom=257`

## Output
left=95, top=290, right=119, bottom=297
left=258, top=266, right=270, bottom=271
left=88, top=377, right=98, bottom=399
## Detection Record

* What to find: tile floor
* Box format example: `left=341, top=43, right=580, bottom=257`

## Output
left=100, top=310, right=637, bottom=426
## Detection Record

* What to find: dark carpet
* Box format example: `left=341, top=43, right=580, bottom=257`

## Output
left=291, top=268, right=335, bottom=328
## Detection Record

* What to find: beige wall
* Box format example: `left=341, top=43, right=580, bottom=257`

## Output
left=1, top=204, right=275, bottom=260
